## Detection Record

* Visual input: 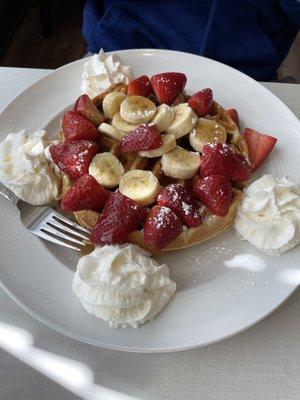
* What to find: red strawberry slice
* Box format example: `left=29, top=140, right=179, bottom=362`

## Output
left=120, top=123, right=163, bottom=153
left=74, top=94, right=105, bottom=126
left=49, top=140, right=100, bottom=180
left=60, top=174, right=108, bottom=212
left=151, top=72, right=187, bottom=105
left=188, top=88, right=213, bottom=117
left=227, top=108, right=239, bottom=126
left=91, top=192, right=147, bottom=245
left=62, top=111, right=99, bottom=142
left=194, top=175, right=232, bottom=217
left=157, top=184, right=202, bottom=227
left=243, top=128, right=277, bottom=171
left=127, top=75, right=152, bottom=97
left=200, top=143, right=251, bottom=182
left=143, top=205, right=183, bottom=250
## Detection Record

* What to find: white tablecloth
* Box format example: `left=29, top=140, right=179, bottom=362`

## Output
left=0, top=67, right=299, bottom=400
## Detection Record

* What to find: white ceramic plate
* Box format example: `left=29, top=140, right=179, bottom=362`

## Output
left=0, top=49, right=299, bottom=353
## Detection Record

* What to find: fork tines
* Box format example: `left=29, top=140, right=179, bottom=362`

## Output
left=38, top=210, right=91, bottom=251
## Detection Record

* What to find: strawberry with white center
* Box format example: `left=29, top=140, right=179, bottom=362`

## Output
left=188, top=88, right=213, bottom=117
left=91, top=192, right=147, bottom=245
left=200, top=143, right=251, bottom=182
left=243, top=128, right=277, bottom=171
left=157, top=184, right=202, bottom=227
left=143, top=205, right=183, bottom=250
left=49, top=140, right=100, bottom=180
left=120, top=123, right=163, bottom=153
left=194, top=175, right=232, bottom=217
left=151, top=72, right=187, bottom=105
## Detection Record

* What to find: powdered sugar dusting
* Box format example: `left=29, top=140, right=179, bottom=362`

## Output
left=187, top=240, right=244, bottom=266
left=181, top=201, right=192, bottom=216
left=74, top=149, right=89, bottom=173
left=154, top=206, right=171, bottom=229
left=216, top=188, right=225, bottom=197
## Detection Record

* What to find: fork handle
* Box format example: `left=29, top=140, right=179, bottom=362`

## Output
left=0, top=183, right=19, bottom=205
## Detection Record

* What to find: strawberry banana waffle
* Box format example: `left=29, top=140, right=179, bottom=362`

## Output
left=2, top=50, right=300, bottom=329
left=49, top=72, right=277, bottom=253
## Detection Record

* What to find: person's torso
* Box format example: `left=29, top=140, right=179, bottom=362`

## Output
left=83, top=0, right=297, bottom=80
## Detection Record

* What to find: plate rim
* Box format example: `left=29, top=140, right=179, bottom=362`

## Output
left=0, top=277, right=298, bottom=353
left=1, top=49, right=300, bottom=353
left=2, top=48, right=300, bottom=133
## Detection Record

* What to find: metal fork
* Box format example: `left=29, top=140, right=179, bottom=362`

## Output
left=0, top=183, right=91, bottom=251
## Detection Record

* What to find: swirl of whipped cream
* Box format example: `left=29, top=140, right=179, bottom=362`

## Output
left=235, top=174, right=300, bottom=255
left=72, top=245, right=176, bottom=328
left=0, top=129, right=61, bottom=205
left=81, top=49, right=133, bottom=98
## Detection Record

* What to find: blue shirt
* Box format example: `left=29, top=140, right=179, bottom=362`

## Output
left=82, top=0, right=300, bottom=80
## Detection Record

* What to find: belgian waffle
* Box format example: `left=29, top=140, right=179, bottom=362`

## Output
left=59, top=84, right=249, bottom=253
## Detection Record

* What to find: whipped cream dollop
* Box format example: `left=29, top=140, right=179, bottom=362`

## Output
left=81, top=49, right=133, bottom=98
left=235, top=174, right=300, bottom=255
left=0, top=129, right=61, bottom=205
left=73, top=244, right=176, bottom=328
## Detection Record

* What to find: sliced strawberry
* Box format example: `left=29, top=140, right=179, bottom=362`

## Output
left=143, top=205, right=183, bottom=250
left=200, top=143, right=251, bottom=182
left=243, top=128, right=277, bottom=171
left=74, top=94, right=105, bottom=126
left=194, top=175, right=232, bottom=217
left=127, top=75, right=152, bottom=97
left=120, top=123, right=163, bottom=153
left=91, top=192, right=147, bottom=245
left=227, top=108, right=239, bottom=126
left=62, top=111, right=99, bottom=142
left=49, top=140, right=100, bottom=180
left=151, top=72, right=187, bottom=105
left=157, top=184, right=202, bottom=227
left=60, top=174, right=108, bottom=212
left=188, top=88, right=213, bottom=117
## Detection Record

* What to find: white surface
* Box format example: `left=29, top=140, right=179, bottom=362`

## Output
left=0, top=50, right=300, bottom=354
left=0, top=66, right=299, bottom=399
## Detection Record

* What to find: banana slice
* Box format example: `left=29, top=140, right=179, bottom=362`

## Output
left=189, top=118, right=227, bottom=152
left=102, top=92, right=127, bottom=119
left=112, top=112, right=139, bottom=133
left=150, top=104, right=175, bottom=132
left=139, top=134, right=176, bottom=158
left=98, top=122, right=125, bottom=141
left=165, top=104, right=197, bottom=138
left=119, top=170, right=160, bottom=206
left=89, top=152, right=125, bottom=188
left=120, top=96, right=156, bottom=124
left=161, top=146, right=200, bottom=179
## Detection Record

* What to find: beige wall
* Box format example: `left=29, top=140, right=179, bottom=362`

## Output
left=278, top=31, right=300, bottom=82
